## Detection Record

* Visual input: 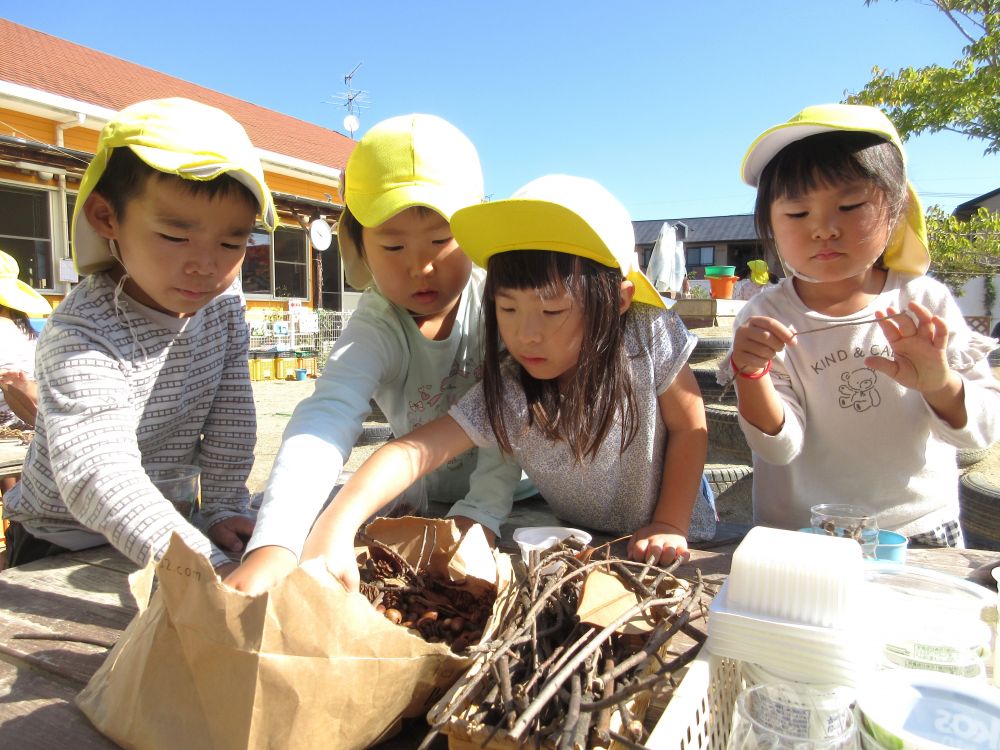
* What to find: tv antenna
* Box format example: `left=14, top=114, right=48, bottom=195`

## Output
left=327, top=62, right=370, bottom=138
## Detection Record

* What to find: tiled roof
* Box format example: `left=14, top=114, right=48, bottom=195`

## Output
left=0, top=19, right=354, bottom=170
left=634, top=215, right=757, bottom=245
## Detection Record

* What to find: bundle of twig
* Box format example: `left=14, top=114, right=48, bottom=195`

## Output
left=421, top=542, right=706, bottom=749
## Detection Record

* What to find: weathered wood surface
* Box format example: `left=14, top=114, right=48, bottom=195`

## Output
left=0, top=660, right=118, bottom=749
left=0, top=438, right=28, bottom=480
left=0, top=534, right=995, bottom=750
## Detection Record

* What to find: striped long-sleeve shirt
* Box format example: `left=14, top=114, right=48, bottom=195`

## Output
left=4, top=273, right=255, bottom=568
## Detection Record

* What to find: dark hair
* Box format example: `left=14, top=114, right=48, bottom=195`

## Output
left=93, top=147, right=259, bottom=219
left=340, top=203, right=442, bottom=260
left=754, top=131, right=908, bottom=258
left=339, top=204, right=365, bottom=261
left=482, top=250, right=638, bottom=462
left=0, top=306, right=35, bottom=339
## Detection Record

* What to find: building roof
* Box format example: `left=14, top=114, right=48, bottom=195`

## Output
left=953, top=186, right=1000, bottom=219
left=0, top=19, right=354, bottom=172
left=633, top=215, right=757, bottom=245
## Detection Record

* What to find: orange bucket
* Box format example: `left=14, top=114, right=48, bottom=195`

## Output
left=709, top=275, right=739, bottom=299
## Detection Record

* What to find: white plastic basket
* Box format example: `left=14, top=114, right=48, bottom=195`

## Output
left=645, top=653, right=743, bottom=749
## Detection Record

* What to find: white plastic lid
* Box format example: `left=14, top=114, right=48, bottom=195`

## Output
left=857, top=669, right=1000, bottom=750
left=864, top=563, right=994, bottom=659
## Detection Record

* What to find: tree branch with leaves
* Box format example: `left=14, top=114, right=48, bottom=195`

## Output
left=847, top=1, right=1000, bottom=154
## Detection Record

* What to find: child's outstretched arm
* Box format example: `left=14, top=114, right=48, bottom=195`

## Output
left=628, top=364, right=707, bottom=566
left=732, top=315, right=797, bottom=434
left=866, top=301, right=967, bottom=428
left=300, top=415, right=475, bottom=592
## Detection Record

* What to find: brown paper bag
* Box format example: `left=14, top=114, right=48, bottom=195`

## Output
left=77, top=518, right=507, bottom=750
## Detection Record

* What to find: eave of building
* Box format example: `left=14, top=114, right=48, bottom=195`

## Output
left=0, top=80, right=342, bottom=190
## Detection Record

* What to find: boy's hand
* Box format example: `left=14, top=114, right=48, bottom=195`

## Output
left=208, top=516, right=255, bottom=554
left=866, top=302, right=952, bottom=394
left=628, top=523, right=690, bottom=566
left=223, top=546, right=298, bottom=594
left=731, top=315, right=796, bottom=375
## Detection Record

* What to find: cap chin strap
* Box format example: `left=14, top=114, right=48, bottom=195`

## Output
left=781, top=259, right=823, bottom=284
left=108, top=238, right=147, bottom=361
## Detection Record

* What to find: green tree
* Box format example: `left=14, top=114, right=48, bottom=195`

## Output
left=848, top=1, right=1000, bottom=152
left=925, top=206, right=1000, bottom=298
left=847, top=1, right=1000, bottom=310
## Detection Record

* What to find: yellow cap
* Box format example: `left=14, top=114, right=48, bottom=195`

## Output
left=336, top=114, right=483, bottom=289
left=0, top=250, right=52, bottom=316
left=747, top=259, right=771, bottom=286
left=741, top=103, right=929, bottom=275
left=72, top=97, right=276, bottom=275
left=451, top=174, right=664, bottom=308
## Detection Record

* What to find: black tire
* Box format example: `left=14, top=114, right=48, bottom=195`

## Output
left=705, top=464, right=753, bottom=497
left=355, top=424, right=393, bottom=447
left=693, top=367, right=735, bottom=403
left=688, top=335, right=732, bottom=365
left=705, top=403, right=752, bottom=464
left=959, top=472, right=1000, bottom=551
left=957, top=446, right=992, bottom=468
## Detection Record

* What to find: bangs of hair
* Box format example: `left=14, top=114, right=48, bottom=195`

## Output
left=754, top=131, right=908, bottom=254
left=482, top=249, right=638, bottom=462
left=96, top=147, right=258, bottom=218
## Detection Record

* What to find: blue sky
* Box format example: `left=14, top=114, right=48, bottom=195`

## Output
left=5, top=1, right=998, bottom=221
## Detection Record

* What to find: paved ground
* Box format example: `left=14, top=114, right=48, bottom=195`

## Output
left=249, top=341, right=1000, bottom=528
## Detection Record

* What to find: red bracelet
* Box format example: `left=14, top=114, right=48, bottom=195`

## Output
left=731, top=353, right=772, bottom=380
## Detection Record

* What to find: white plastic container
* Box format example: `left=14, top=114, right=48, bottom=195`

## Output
left=708, top=580, right=872, bottom=686
left=864, top=562, right=995, bottom=681
left=727, top=526, right=864, bottom=628
left=856, top=669, right=1000, bottom=750
left=511, top=526, right=591, bottom=572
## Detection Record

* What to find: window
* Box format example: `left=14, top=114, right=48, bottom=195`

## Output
left=240, top=225, right=309, bottom=299
left=686, top=246, right=715, bottom=267
left=242, top=230, right=272, bottom=294
left=0, top=184, right=54, bottom=289
left=274, top=227, right=308, bottom=299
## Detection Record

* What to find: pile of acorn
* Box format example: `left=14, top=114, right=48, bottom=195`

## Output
left=359, top=537, right=495, bottom=652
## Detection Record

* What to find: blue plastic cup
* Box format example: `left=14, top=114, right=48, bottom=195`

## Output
left=875, top=530, right=908, bottom=563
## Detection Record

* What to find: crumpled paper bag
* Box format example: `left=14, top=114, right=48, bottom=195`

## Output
left=77, top=518, right=508, bottom=750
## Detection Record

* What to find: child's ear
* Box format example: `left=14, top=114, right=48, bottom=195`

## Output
left=619, top=280, right=636, bottom=314
left=83, top=192, right=118, bottom=240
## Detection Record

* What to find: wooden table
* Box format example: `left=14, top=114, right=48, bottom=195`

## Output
left=0, top=537, right=996, bottom=749
left=0, top=438, right=28, bottom=481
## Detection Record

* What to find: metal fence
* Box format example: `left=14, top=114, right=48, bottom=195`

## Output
left=247, top=309, right=353, bottom=366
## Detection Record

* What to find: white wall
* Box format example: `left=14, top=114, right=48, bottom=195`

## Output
left=952, top=274, right=1000, bottom=324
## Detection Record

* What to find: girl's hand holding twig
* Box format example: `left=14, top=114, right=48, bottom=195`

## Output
left=864, top=302, right=952, bottom=394
left=866, top=301, right=967, bottom=427
left=628, top=523, right=690, bottom=566
left=731, top=316, right=796, bottom=376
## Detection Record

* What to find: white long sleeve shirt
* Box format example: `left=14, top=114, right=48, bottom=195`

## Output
left=248, top=268, right=526, bottom=557
left=719, top=272, right=1000, bottom=535
left=4, top=273, right=255, bottom=567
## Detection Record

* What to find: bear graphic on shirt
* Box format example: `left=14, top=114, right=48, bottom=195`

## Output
left=838, top=367, right=881, bottom=412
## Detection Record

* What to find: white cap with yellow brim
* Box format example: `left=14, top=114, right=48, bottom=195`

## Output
left=451, top=174, right=664, bottom=309
left=71, top=97, right=276, bottom=275
left=741, top=103, right=929, bottom=276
